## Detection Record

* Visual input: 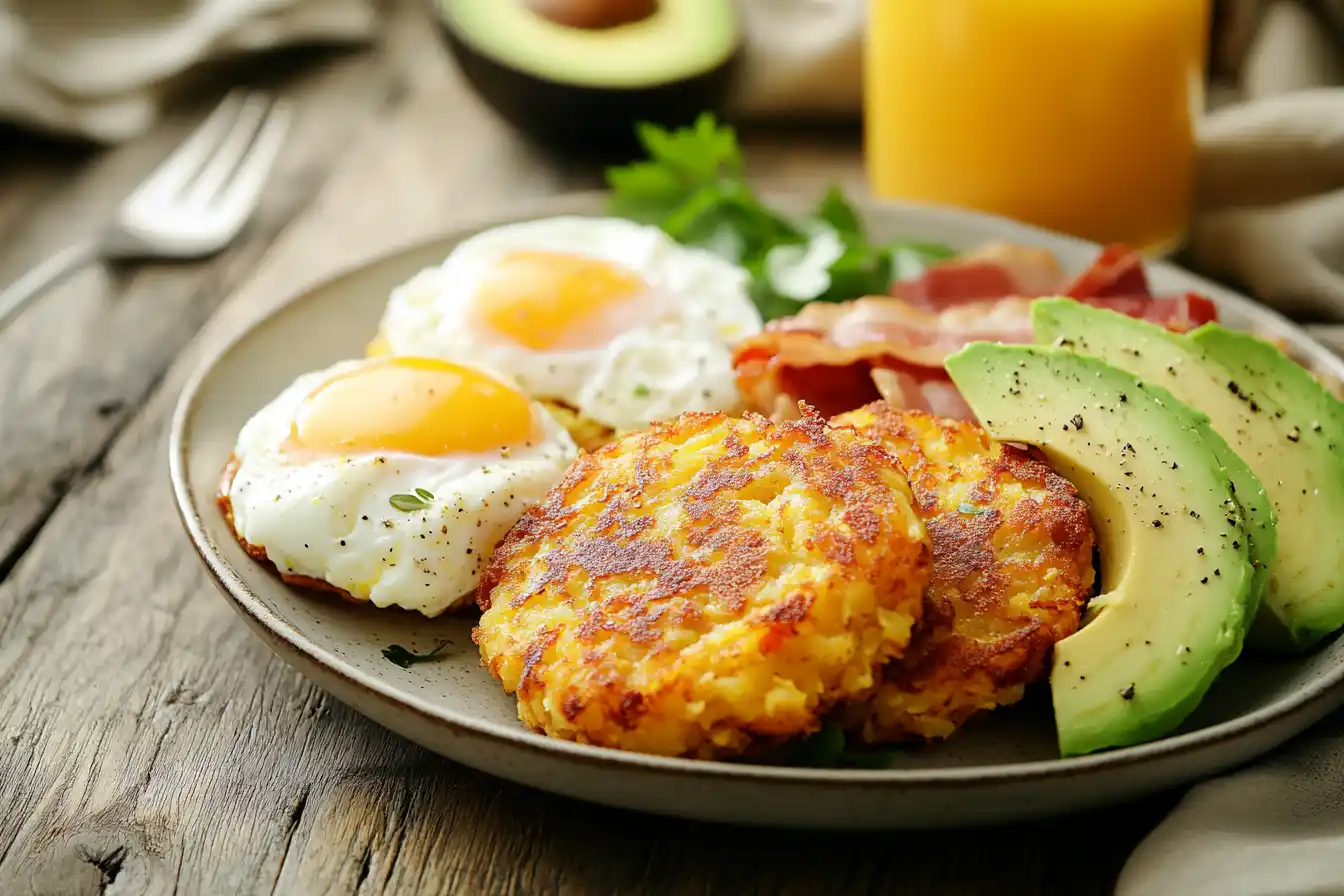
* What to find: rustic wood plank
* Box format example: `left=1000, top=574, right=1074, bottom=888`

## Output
left=0, top=12, right=1168, bottom=895
left=0, top=4, right=434, bottom=581
left=0, top=129, right=85, bottom=246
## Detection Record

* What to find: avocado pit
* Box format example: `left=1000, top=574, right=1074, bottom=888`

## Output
left=527, top=0, right=659, bottom=29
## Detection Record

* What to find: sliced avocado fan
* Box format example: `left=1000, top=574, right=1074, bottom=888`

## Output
left=946, top=343, right=1254, bottom=757
left=441, top=0, right=740, bottom=88
left=1033, top=300, right=1276, bottom=627
left=1033, top=299, right=1344, bottom=651
left=1190, top=324, right=1344, bottom=649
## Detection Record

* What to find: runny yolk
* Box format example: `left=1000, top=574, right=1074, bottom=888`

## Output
left=474, top=250, right=649, bottom=351
left=288, top=357, right=539, bottom=456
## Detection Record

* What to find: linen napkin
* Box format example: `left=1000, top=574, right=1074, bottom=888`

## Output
left=1116, top=712, right=1344, bottom=895
left=0, top=0, right=378, bottom=142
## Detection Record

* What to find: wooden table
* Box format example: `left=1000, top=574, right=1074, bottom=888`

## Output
left=0, top=4, right=1182, bottom=893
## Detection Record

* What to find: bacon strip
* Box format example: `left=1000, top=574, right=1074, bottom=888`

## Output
left=1063, top=244, right=1151, bottom=299
left=733, top=244, right=1219, bottom=422
left=891, top=242, right=1063, bottom=309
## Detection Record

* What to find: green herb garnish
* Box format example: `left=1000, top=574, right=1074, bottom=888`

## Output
left=786, top=722, right=848, bottom=768
left=842, top=746, right=908, bottom=769
left=390, top=491, right=433, bottom=512
left=606, top=115, right=956, bottom=321
left=779, top=723, right=910, bottom=769
left=633, top=383, right=652, bottom=398
left=382, top=640, right=451, bottom=668
left=958, top=502, right=987, bottom=515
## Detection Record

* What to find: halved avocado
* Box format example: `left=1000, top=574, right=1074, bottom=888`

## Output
left=946, top=343, right=1254, bottom=756
left=435, top=0, right=742, bottom=157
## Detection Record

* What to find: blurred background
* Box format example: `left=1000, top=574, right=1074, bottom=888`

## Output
left=1, top=0, right=1342, bottom=312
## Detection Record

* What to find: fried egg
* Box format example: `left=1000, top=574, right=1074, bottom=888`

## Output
left=218, top=356, right=577, bottom=616
left=371, top=216, right=762, bottom=433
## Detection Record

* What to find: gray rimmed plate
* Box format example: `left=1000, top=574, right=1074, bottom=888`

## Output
left=170, top=192, right=1344, bottom=829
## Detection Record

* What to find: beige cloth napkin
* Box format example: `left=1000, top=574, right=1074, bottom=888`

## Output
left=1118, top=710, right=1344, bottom=896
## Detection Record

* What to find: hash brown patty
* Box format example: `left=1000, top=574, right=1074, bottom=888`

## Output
left=832, top=403, right=1095, bottom=742
left=474, top=407, right=932, bottom=758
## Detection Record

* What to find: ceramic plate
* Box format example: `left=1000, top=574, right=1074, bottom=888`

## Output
left=170, top=192, right=1344, bottom=829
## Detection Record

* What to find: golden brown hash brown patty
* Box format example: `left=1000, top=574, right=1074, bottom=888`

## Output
left=831, top=403, right=1095, bottom=742
left=474, top=407, right=933, bottom=759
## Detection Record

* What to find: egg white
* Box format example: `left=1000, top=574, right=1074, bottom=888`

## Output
left=224, top=359, right=578, bottom=616
left=374, top=216, right=761, bottom=432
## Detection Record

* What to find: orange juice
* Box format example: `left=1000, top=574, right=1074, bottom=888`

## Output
left=865, top=0, right=1209, bottom=251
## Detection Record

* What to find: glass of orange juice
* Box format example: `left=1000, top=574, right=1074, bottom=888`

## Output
left=865, top=0, right=1210, bottom=252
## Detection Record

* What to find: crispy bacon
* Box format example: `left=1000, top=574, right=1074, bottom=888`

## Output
left=1063, top=244, right=1151, bottom=299
left=891, top=242, right=1063, bottom=309
left=1078, top=293, right=1218, bottom=331
left=733, top=243, right=1220, bottom=422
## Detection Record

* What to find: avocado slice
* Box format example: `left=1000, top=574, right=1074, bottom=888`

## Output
left=946, top=344, right=1254, bottom=756
left=436, top=0, right=741, bottom=155
left=1189, top=324, right=1344, bottom=649
left=1033, top=301, right=1276, bottom=621
left=1034, top=300, right=1344, bottom=652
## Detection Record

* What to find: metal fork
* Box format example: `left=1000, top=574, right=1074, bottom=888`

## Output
left=0, top=90, right=293, bottom=333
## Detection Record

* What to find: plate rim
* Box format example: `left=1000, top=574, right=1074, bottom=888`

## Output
left=169, top=189, right=1344, bottom=787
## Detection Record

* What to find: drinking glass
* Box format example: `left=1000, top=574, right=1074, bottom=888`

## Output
left=865, top=0, right=1211, bottom=252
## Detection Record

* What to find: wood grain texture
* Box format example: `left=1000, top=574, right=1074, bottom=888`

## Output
left=0, top=3, right=1172, bottom=893
left=0, top=12, right=424, bottom=579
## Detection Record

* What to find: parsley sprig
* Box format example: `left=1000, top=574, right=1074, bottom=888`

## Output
left=782, top=722, right=909, bottom=769
left=389, top=488, right=435, bottom=512
left=382, top=640, right=451, bottom=668
left=605, top=114, right=957, bottom=321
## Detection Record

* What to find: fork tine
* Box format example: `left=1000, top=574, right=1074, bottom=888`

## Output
left=129, top=90, right=249, bottom=202
left=212, top=99, right=294, bottom=225
left=183, top=94, right=274, bottom=206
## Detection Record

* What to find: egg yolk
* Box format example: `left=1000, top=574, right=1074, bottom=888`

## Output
left=474, top=250, right=649, bottom=351
left=288, top=357, right=539, bottom=456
